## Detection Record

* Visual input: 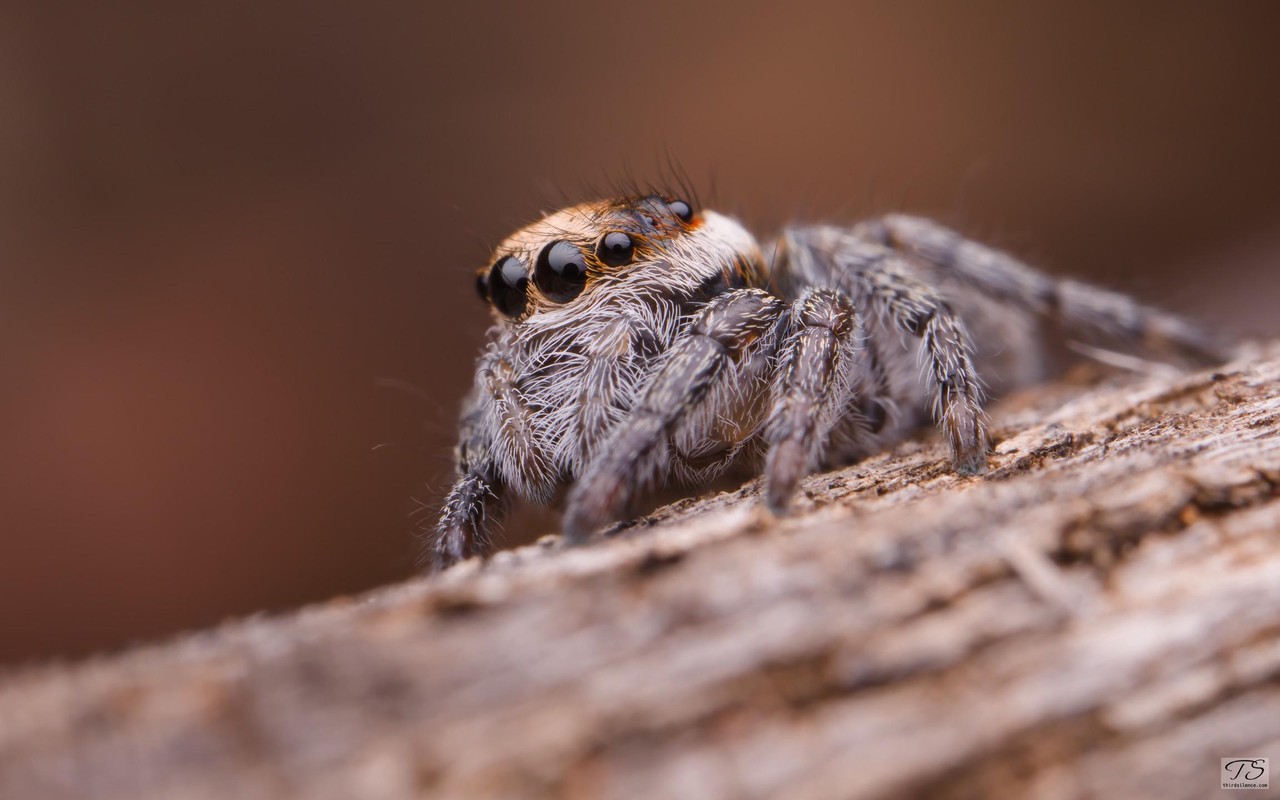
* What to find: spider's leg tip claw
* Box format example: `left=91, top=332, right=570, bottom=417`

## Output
left=430, top=527, right=468, bottom=573
left=764, top=439, right=807, bottom=515
left=560, top=509, right=596, bottom=547
left=764, top=485, right=796, bottom=516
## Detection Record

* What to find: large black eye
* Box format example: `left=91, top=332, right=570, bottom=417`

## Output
left=668, top=199, right=693, bottom=223
left=487, top=255, right=528, bottom=317
left=596, top=231, right=635, bottom=267
left=474, top=273, right=489, bottom=303
left=534, top=240, right=588, bottom=303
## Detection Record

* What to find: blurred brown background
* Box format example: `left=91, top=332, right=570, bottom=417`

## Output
left=2, top=1, right=1278, bottom=666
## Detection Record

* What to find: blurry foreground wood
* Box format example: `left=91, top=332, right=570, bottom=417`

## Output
left=2, top=342, right=1279, bottom=800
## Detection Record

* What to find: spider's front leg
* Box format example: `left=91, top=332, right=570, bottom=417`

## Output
left=764, top=288, right=861, bottom=512
left=562, top=288, right=786, bottom=543
left=434, top=468, right=499, bottom=570
left=433, top=402, right=501, bottom=570
left=433, top=349, right=553, bottom=571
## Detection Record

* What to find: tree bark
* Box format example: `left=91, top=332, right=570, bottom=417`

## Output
left=3, top=343, right=1279, bottom=800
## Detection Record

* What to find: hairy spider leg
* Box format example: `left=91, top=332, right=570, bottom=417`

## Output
left=563, top=288, right=786, bottom=542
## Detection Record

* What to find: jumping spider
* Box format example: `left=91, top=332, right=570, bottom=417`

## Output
left=432, top=194, right=1227, bottom=570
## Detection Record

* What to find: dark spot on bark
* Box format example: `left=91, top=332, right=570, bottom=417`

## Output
left=635, top=548, right=685, bottom=575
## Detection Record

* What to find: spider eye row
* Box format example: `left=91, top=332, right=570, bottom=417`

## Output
left=479, top=230, right=636, bottom=318
left=477, top=198, right=694, bottom=318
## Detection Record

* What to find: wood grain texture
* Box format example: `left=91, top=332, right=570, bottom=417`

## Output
left=2, top=343, right=1279, bottom=800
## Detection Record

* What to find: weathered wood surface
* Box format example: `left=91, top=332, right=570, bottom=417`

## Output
left=2, top=343, right=1279, bottom=800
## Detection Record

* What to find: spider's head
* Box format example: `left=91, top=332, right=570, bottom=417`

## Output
left=473, top=196, right=766, bottom=321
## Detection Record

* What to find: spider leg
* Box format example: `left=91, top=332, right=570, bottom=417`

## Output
left=764, top=287, right=861, bottom=512
left=562, top=288, right=786, bottom=543
left=859, top=215, right=1232, bottom=363
left=434, top=469, right=499, bottom=571
left=432, top=399, right=501, bottom=570
left=480, top=352, right=556, bottom=502
left=432, top=346, right=554, bottom=571
left=778, top=230, right=989, bottom=475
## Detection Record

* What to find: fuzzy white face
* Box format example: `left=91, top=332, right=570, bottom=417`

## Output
left=474, top=196, right=768, bottom=323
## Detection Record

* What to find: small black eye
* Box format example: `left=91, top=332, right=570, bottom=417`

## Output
left=534, top=240, right=588, bottom=303
left=597, top=231, right=635, bottom=267
left=668, top=199, right=693, bottom=223
left=487, top=255, right=528, bottom=318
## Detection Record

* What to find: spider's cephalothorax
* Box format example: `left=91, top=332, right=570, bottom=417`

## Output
left=433, top=194, right=1228, bottom=569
